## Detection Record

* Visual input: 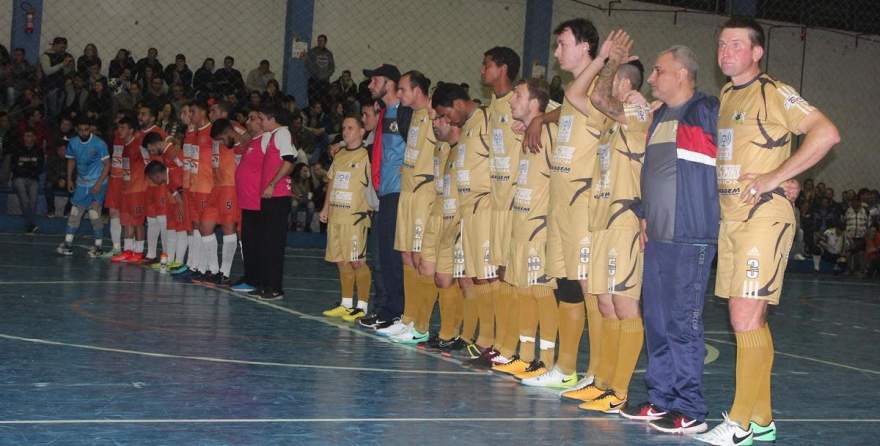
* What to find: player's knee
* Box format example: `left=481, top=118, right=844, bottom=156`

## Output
left=67, top=206, right=84, bottom=225
left=555, top=279, right=584, bottom=303
left=87, top=208, right=101, bottom=220
left=597, top=295, right=616, bottom=318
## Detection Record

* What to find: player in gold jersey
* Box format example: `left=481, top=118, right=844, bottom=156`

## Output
left=696, top=17, right=840, bottom=446
left=389, top=71, right=438, bottom=344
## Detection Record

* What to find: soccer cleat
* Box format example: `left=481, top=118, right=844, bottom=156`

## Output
left=357, top=313, right=381, bottom=329
left=520, top=367, right=578, bottom=388
left=514, top=360, right=547, bottom=380
left=56, top=243, right=74, bottom=256
left=189, top=271, right=209, bottom=284
left=142, top=257, right=160, bottom=266
left=111, top=250, right=133, bottom=262
left=170, top=264, right=190, bottom=275
left=258, top=290, right=284, bottom=301
left=212, top=273, right=232, bottom=287
left=127, top=252, right=145, bottom=263
left=465, top=343, right=483, bottom=360
left=230, top=282, right=256, bottom=292
left=88, top=246, right=108, bottom=258
left=465, top=347, right=499, bottom=369
left=578, top=390, right=627, bottom=414
left=391, top=327, right=429, bottom=345
left=102, top=248, right=120, bottom=259
left=650, top=411, right=708, bottom=434
left=377, top=320, right=410, bottom=337
left=374, top=318, right=399, bottom=330
left=322, top=305, right=350, bottom=317
left=562, top=374, right=596, bottom=395
left=694, top=413, right=754, bottom=446
left=491, top=357, right=530, bottom=375
left=341, top=308, right=366, bottom=322
left=561, top=383, right=606, bottom=402
left=619, top=401, right=668, bottom=421
left=749, top=421, right=776, bottom=442
left=437, top=337, right=467, bottom=356
left=418, top=333, right=441, bottom=350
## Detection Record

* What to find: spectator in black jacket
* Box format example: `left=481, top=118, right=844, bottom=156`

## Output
left=76, top=43, right=102, bottom=77
left=108, top=49, right=135, bottom=79
left=84, top=79, right=113, bottom=135
left=10, top=128, right=44, bottom=233
left=135, top=48, right=162, bottom=83
left=193, top=58, right=215, bottom=98
left=164, top=54, right=193, bottom=90
left=214, top=56, right=245, bottom=97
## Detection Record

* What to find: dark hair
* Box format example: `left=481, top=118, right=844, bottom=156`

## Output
left=175, top=53, right=186, bottom=61
left=74, top=116, right=94, bottom=127
left=618, top=59, right=645, bottom=91
left=260, top=105, right=290, bottom=125
left=516, top=78, right=550, bottom=112
left=212, top=100, right=232, bottom=115
left=553, top=18, right=600, bottom=58
left=344, top=114, right=365, bottom=129
left=144, top=160, right=166, bottom=178
left=138, top=103, right=158, bottom=117
left=117, top=116, right=137, bottom=130
left=210, top=118, right=232, bottom=139
left=484, top=47, right=521, bottom=82
left=224, top=56, right=234, bottom=64
left=141, top=131, right=163, bottom=148
left=202, top=58, right=214, bottom=68
left=402, top=70, right=431, bottom=95
left=191, top=100, right=210, bottom=113
left=721, top=16, right=765, bottom=49
left=431, top=82, right=469, bottom=108
left=260, top=59, right=270, bottom=66
left=22, top=127, right=36, bottom=136
left=318, top=34, right=327, bottom=40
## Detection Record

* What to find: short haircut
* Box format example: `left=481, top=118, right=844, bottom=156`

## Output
left=617, top=60, right=645, bottom=91
left=553, top=18, right=599, bottom=58
left=260, top=59, right=270, bottom=66
left=117, top=116, right=137, bottom=130
left=210, top=118, right=232, bottom=139
left=484, top=47, right=521, bottom=82
left=260, top=105, right=290, bottom=125
left=431, top=82, right=469, bottom=108
left=144, top=160, right=166, bottom=177
left=344, top=114, right=364, bottom=128
left=74, top=116, right=94, bottom=127
left=722, top=16, right=765, bottom=49
left=516, top=78, right=550, bottom=113
left=360, top=98, right=378, bottom=112
left=175, top=53, right=186, bottom=61
left=402, top=70, right=431, bottom=96
left=224, top=56, right=234, bottom=63
left=212, top=100, right=232, bottom=115
left=22, top=127, right=36, bottom=135
left=318, top=34, right=327, bottom=40
left=662, top=45, right=699, bottom=82
left=139, top=103, right=157, bottom=117
left=191, top=100, right=210, bottom=113
left=141, top=131, right=163, bottom=148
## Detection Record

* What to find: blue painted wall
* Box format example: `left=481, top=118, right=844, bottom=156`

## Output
left=10, top=0, right=44, bottom=65
left=283, top=0, right=315, bottom=107
left=521, top=0, right=553, bottom=79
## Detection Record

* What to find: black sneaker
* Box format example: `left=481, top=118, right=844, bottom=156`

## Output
left=56, top=243, right=74, bottom=256
left=374, top=317, right=400, bottom=330
left=142, top=256, right=160, bottom=266
left=465, top=347, right=499, bottom=369
left=418, top=333, right=441, bottom=350
left=515, top=360, right=547, bottom=381
left=620, top=401, right=668, bottom=421
left=649, top=411, right=708, bottom=434
left=26, top=224, right=39, bottom=234
left=190, top=271, right=208, bottom=284
left=247, top=288, right=265, bottom=297
left=438, top=337, right=467, bottom=357
left=357, top=313, right=381, bottom=329
left=214, top=273, right=232, bottom=287
left=259, top=290, right=284, bottom=301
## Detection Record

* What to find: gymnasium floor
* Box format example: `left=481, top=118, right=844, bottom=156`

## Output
left=0, top=232, right=877, bottom=445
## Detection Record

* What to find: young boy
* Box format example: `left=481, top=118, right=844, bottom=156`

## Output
left=142, top=131, right=186, bottom=270
left=320, top=116, right=373, bottom=321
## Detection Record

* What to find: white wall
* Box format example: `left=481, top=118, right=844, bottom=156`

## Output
left=0, top=0, right=12, bottom=51
left=552, top=0, right=880, bottom=191
left=312, top=0, right=527, bottom=101
left=38, top=0, right=287, bottom=80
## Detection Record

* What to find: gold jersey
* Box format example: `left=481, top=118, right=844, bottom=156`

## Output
left=327, top=146, right=371, bottom=227
left=487, top=91, right=520, bottom=211
left=512, top=123, right=556, bottom=242
left=442, top=142, right=461, bottom=224
left=717, top=73, right=814, bottom=222
left=588, top=104, right=650, bottom=231
left=430, top=141, right=453, bottom=219
left=456, top=107, right=492, bottom=215
left=401, top=107, right=438, bottom=194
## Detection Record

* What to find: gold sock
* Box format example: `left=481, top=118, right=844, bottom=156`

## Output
left=461, top=285, right=479, bottom=342
left=584, top=294, right=602, bottom=377
left=475, top=283, right=496, bottom=348
left=750, top=324, right=775, bottom=426
left=729, top=326, right=773, bottom=428
left=438, top=286, right=457, bottom=340
left=415, top=274, right=437, bottom=334
left=493, top=282, right=508, bottom=355
left=498, top=282, right=519, bottom=358
left=556, top=301, right=585, bottom=375
left=339, top=264, right=355, bottom=302
left=354, top=265, right=371, bottom=305
left=595, top=317, right=621, bottom=389
left=535, top=286, right=558, bottom=368
left=517, top=287, right=538, bottom=363
left=610, top=317, right=643, bottom=398
left=401, top=264, right=417, bottom=324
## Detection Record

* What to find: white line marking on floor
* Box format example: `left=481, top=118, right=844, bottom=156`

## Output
left=0, top=417, right=876, bottom=425
left=0, top=333, right=484, bottom=376
left=818, top=332, right=838, bottom=337
left=704, top=337, right=880, bottom=375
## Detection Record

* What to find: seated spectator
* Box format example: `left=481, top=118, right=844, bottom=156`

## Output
left=137, top=65, right=160, bottom=92
left=85, top=63, right=107, bottom=91
left=247, top=91, right=262, bottom=110
left=262, top=79, right=283, bottom=108
left=246, top=59, right=275, bottom=92
left=0, top=111, right=10, bottom=184
left=168, top=83, right=187, bottom=115
left=214, top=56, right=245, bottom=97
left=333, top=70, right=358, bottom=101
left=9, top=128, right=43, bottom=233
left=156, top=102, right=182, bottom=136
left=44, top=141, right=69, bottom=217
left=865, top=223, right=880, bottom=278
left=290, top=113, right=315, bottom=161
left=816, top=223, right=848, bottom=274
left=113, top=81, right=141, bottom=116
left=144, top=76, right=168, bottom=108
left=290, top=162, right=316, bottom=231
left=309, top=161, right=330, bottom=233
left=76, top=43, right=102, bottom=77
left=845, top=197, right=869, bottom=274
left=164, top=54, right=193, bottom=89
left=193, top=58, right=215, bottom=99
left=135, top=48, right=162, bottom=83
left=84, top=79, right=113, bottom=135
left=17, top=108, right=48, bottom=154
left=9, top=87, right=43, bottom=123
left=108, top=49, right=135, bottom=79
left=7, top=48, right=37, bottom=107
left=63, top=75, right=89, bottom=119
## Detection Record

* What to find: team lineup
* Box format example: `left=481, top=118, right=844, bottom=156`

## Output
left=56, top=15, right=839, bottom=446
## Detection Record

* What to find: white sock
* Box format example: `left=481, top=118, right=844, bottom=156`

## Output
left=187, top=231, right=199, bottom=269
left=192, top=230, right=205, bottom=272
left=357, top=300, right=368, bottom=311
left=157, top=215, right=168, bottom=255
left=110, top=217, right=122, bottom=250
left=341, top=297, right=353, bottom=309
left=220, top=234, right=238, bottom=277
left=202, top=235, right=219, bottom=274
left=146, top=217, right=159, bottom=259
left=123, top=238, right=133, bottom=252
left=64, top=233, right=74, bottom=244
left=135, top=240, right=145, bottom=254
left=95, top=239, right=103, bottom=247
left=813, top=254, right=821, bottom=271
left=176, top=231, right=189, bottom=265
left=164, top=230, right=177, bottom=263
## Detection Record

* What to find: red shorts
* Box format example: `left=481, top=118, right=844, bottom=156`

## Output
left=121, top=191, right=146, bottom=226
left=105, top=177, right=124, bottom=210
left=212, top=186, right=239, bottom=226
left=166, top=195, right=188, bottom=231
left=145, top=185, right=168, bottom=217
left=187, top=191, right=218, bottom=223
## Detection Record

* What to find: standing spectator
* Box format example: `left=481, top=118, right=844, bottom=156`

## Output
left=193, top=58, right=216, bottom=98
left=214, top=56, right=245, bottom=97
left=135, top=48, right=162, bottom=83
left=845, top=197, right=869, bottom=273
left=10, top=129, right=44, bottom=233
left=246, top=60, right=275, bottom=92
left=44, top=141, right=69, bottom=217
left=41, top=37, right=75, bottom=119
left=7, top=48, right=37, bottom=106
left=290, top=162, right=315, bottom=231
left=163, top=54, right=193, bottom=90
left=0, top=111, right=11, bottom=184
left=865, top=223, right=880, bottom=278
left=76, top=43, right=102, bottom=76
left=108, top=49, right=135, bottom=79
left=230, top=109, right=266, bottom=292
left=306, top=34, right=335, bottom=102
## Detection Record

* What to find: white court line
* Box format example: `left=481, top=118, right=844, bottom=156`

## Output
left=0, top=333, right=485, bottom=376
left=0, top=417, right=877, bottom=425
left=704, top=336, right=880, bottom=375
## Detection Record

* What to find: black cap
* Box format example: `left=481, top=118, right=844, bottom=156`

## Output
left=363, top=64, right=400, bottom=83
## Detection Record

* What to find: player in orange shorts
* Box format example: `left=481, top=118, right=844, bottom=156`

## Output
left=105, top=121, right=126, bottom=256
left=137, top=104, right=169, bottom=265
left=142, top=130, right=188, bottom=270
left=184, top=101, right=219, bottom=283
left=112, top=116, right=148, bottom=263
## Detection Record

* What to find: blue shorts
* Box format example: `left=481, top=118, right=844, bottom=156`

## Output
left=71, top=182, right=108, bottom=208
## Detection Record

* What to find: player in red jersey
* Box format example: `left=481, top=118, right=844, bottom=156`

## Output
left=137, top=104, right=170, bottom=265
left=111, top=116, right=148, bottom=263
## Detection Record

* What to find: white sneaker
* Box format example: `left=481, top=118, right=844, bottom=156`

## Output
left=559, top=374, right=594, bottom=396
left=388, top=324, right=414, bottom=343
left=377, top=320, right=410, bottom=338
left=521, top=367, right=578, bottom=388
left=694, top=413, right=753, bottom=445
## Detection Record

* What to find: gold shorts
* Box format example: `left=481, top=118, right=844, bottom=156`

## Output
left=461, top=208, right=497, bottom=279
left=546, top=205, right=591, bottom=281
left=394, top=190, right=434, bottom=252
left=715, top=219, right=795, bottom=305
left=506, top=238, right=557, bottom=289
left=587, top=229, right=643, bottom=300
left=436, top=218, right=461, bottom=276
left=325, top=222, right=369, bottom=263
left=418, top=214, right=443, bottom=265
left=490, top=208, right=513, bottom=267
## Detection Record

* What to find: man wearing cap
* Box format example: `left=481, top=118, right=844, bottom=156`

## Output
left=357, top=64, right=414, bottom=330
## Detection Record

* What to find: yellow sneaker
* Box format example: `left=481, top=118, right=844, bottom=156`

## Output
left=322, top=305, right=350, bottom=317
left=577, top=390, right=626, bottom=413
left=492, top=357, right=529, bottom=375
left=561, top=383, right=606, bottom=402
left=514, top=360, right=548, bottom=380
left=341, top=308, right=365, bottom=322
